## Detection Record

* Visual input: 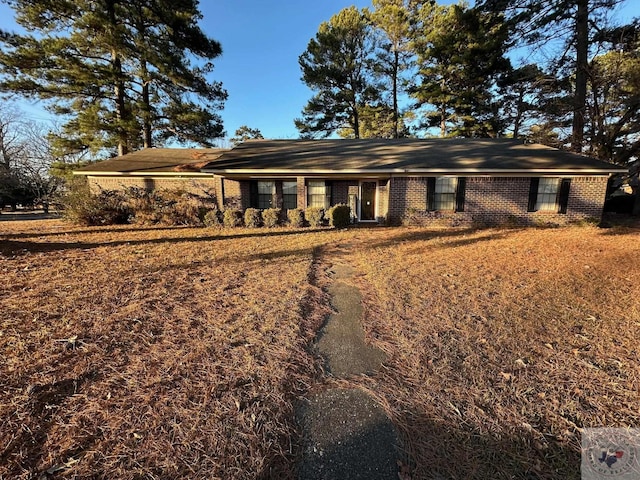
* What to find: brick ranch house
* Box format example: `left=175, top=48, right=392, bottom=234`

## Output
left=75, top=138, right=626, bottom=225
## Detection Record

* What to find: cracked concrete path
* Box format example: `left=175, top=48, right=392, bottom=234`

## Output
left=297, top=249, right=400, bottom=480
left=316, top=264, right=387, bottom=377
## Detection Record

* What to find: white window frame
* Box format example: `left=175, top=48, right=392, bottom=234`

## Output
left=307, top=180, right=330, bottom=209
left=282, top=181, right=297, bottom=210
left=257, top=181, right=275, bottom=209
left=536, top=178, right=559, bottom=212
left=434, top=177, right=458, bottom=211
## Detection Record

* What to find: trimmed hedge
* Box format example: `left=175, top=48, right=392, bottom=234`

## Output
left=305, top=207, right=325, bottom=227
left=223, top=208, right=243, bottom=227
left=203, top=209, right=223, bottom=227
left=244, top=208, right=262, bottom=228
left=287, top=208, right=305, bottom=228
left=262, top=208, right=281, bottom=228
left=327, top=204, right=351, bottom=228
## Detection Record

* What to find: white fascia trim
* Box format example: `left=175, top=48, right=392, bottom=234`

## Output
left=203, top=168, right=624, bottom=176
left=73, top=171, right=213, bottom=177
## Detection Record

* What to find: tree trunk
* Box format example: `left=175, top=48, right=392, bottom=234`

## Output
left=141, top=61, right=152, bottom=148
left=107, top=0, right=128, bottom=156
left=113, top=52, right=128, bottom=157
left=572, top=0, right=588, bottom=153
left=514, top=89, right=524, bottom=139
left=393, top=50, right=399, bottom=139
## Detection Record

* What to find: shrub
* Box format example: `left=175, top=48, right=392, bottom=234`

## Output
left=244, top=208, right=262, bottom=228
left=203, top=209, right=223, bottom=228
left=262, top=208, right=281, bottom=228
left=124, top=187, right=214, bottom=226
left=163, top=191, right=206, bottom=226
left=62, top=183, right=131, bottom=226
left=287, top=208, right=305, bottom=228
left=124, top=186, right=165, bottom=225
left=305, top=207, right=325, bottom=227
left=223, top=208, right=243, bottom=227
left=327, top=204, right=351, bottom=228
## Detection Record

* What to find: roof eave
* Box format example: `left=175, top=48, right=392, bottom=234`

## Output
left=202, top=167, right=626, bottom=176
left=73, top=171, right=213, bottom=176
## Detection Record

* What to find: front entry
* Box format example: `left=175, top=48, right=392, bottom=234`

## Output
left=360, top=181, right=377, bottom=221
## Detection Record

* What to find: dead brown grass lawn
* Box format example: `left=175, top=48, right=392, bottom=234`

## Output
left=0, top=220, right=358, bottom=479
left=344, top=225, right=640, bottom=479
left=1, top=220, right=639, bottom=479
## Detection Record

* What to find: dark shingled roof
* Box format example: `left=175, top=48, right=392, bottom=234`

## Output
left=202, top=139, right=626, bottom=175
left=74, top=148, right=227, bottom=174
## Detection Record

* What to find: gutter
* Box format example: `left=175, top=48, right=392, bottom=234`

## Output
left=202, top=167, right=627, bottom=176
left=73, top=171, right=212, bottom=177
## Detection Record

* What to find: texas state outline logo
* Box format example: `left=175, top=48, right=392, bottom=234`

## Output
left=582, top=428, right=640, bottom=479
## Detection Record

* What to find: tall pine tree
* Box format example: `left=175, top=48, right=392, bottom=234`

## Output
left=0, top=0, right=226, bottom=156
left=475, top=0, right=625, bottom=152
left=295, top=6, right=377, bottom=138
left=410, top=3, right=511, bottom=137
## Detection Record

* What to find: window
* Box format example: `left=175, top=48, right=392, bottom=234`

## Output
left=307, top=180, right=331, bottom=208
left=282, top=181, right=297, bottom=210
left=434, top=177, right=458, bottom=211
left=257, top=181, right=275, bottom=209
left=428, top=177, right=465, bottom=211
left=528, top=178, right=571, bottom=213
left=536, top=178, right=559, bottom=211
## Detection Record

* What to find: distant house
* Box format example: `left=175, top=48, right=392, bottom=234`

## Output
left=75, top=139, right=626, bottom=225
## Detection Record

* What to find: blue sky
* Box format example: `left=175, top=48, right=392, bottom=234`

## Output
left=1, top=0, right=639, bottom=144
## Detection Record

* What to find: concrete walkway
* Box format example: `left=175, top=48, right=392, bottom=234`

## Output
left=297, top=249, right=401, bottom=479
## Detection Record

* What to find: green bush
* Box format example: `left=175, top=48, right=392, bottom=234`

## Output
left=262, top=208, right=281, bottom=228
left=305, top=207, right=325, bottom=227
left=244, top=208, right=262, bottom=228
left=223, top=208, right=243, bottom=227
left=327, top=204, right=351, bottom=228
left=203, top=209, right=223, bottom=227
left=287, top=208, right=305, bottom=228
left=62, top=183, right=131, bottom=226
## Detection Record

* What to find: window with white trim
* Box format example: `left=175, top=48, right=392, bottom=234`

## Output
left=307, top=180, right=331, bottom=208
left=536, top=178, right=559, bottom=211
left=282, top=181, right=297, bottom=209
left=257, top=181, right=275, bottom=209
left=434, top=177, right=458, bottom=211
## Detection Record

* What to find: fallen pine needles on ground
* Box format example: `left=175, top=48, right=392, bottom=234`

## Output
left=1, top=219, right=638, bottom=479
left=347, top=225, right=640, bottom=479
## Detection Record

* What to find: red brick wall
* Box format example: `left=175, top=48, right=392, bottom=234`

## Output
left=222, top=179, right=243, bottom=209
left=297, top=177, right=306, bottom=210
left=377, top=179, right=390, bottom=220
left=87, top=176, right=218, bottom=199
left=388, top=175, right=610, bottom=225
left=88, top=174, right=609, bottom=225
left=388, top=177, right=428, bottom=219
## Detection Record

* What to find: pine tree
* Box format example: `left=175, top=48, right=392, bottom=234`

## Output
left=475, top=0, right=625, bottom=152
left=0, top=0, right=226, bottom=156
left=369, top=0, right=415, bottom=138
left=410, top=3, right=511, bottom=137
left=230, top=126, right=264, bottom=146
left=295, top=6, right=377, bottom=138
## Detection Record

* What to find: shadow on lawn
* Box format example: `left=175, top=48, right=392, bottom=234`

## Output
left=389, top=411, right=581, bottom=479
left=0, top=370, right=100, bottom=479
left=0, top=224, right=187, bottom=239
left=0, top=227, right=330, bottom=256
left=369, top=226, right=522, bottom=252
left=1, top=226, right=521, bottom=261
